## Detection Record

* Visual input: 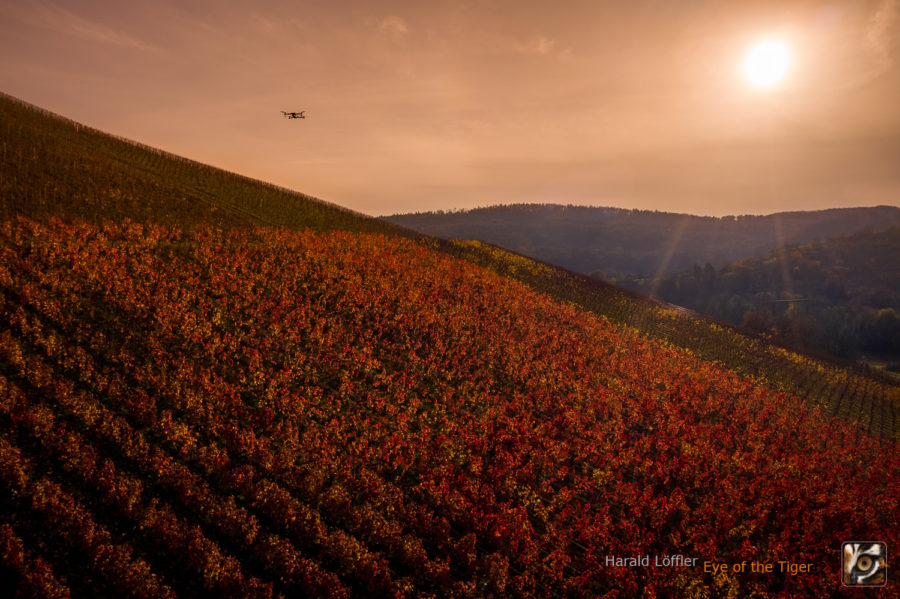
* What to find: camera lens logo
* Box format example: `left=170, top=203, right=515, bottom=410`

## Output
left=842, top=542, right=887, bottom=587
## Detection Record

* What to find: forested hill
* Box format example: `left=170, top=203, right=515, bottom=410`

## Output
left=383, top=204, right=900, bottom=279
left=623, top=226, right=900, bottom=363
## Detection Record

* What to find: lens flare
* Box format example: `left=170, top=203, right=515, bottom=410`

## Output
left=743, top=39, right=791, bottom=89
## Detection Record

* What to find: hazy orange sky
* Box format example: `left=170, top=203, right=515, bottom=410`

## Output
left=2, top=0, right=899, bottom=216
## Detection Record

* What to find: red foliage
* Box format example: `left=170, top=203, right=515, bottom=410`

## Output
left=0, top=217, right=896, bottom=597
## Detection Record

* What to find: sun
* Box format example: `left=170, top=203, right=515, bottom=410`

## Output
left=743, top=39, right=791, bottom=89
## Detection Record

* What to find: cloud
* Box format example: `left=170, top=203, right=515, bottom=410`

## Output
left=379, top=15, right=409, bottom=40
left=7, top=0, right=158, bottom=51
left=514, top=34, right=571, bottom=57
left=865, top=0, right=899, bottom=76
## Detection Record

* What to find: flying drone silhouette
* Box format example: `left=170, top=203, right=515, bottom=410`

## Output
left=281, top=111, right=306, bottom=119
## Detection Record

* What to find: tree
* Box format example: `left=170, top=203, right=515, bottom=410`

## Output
left=740, top=308, right=775, bottom=335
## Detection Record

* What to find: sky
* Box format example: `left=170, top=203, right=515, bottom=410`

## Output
left=2, top=0, right=899, bottom=217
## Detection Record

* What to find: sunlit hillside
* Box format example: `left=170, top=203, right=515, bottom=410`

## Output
left=2, top=219, right=897, bottom=597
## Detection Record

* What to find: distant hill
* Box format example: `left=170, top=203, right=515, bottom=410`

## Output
left=384, top=203, right=900, bottom=279
left=623, top=227, right=900, bottom=363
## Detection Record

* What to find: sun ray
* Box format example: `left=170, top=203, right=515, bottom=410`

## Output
left=649, top=215, right=690, bottom=298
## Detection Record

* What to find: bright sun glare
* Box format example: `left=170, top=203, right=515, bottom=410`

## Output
left=743, top=39, right=791, bottom=89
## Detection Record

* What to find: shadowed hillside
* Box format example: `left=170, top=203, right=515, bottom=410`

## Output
left=624, top=227, right=900, bottom=363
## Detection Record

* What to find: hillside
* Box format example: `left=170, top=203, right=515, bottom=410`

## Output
left=2, top=91, right=898, bottom=438
left=384, top=204, right=900, bottom=280
left=1, top=93, right=898, bottom=597
left=624, top=227, right=900, bottom=363
left=0, top=92, right=408, bottom=237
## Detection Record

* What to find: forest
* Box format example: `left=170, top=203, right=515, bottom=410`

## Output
left=624, top=227, right=900, bottom=363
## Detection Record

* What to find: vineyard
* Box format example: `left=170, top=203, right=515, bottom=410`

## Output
left=438, top=239, right=900, bottom=441
left=1, top=218, right=897, bottom=597
left=0, top=92, right=408, bottom=236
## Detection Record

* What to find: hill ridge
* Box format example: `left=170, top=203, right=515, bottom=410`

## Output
left=0, top=91, right=367, bottom=223
left=387, top=200, right=900, bottom=220
left=0, top=91, right=417, bottom=237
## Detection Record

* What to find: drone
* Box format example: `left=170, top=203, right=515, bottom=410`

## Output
left=281, top=111, right=306, bottom=119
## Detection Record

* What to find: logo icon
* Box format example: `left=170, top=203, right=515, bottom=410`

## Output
left=842, top=542, right=887, bottom=587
